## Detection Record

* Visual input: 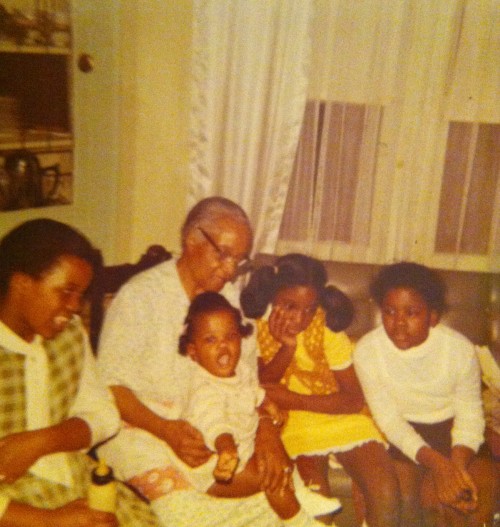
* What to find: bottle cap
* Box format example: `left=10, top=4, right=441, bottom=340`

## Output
left=92, top=459, right=115, bottom=484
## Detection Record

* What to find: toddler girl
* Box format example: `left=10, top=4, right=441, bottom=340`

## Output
left=176, top=291, right=339, bottom=527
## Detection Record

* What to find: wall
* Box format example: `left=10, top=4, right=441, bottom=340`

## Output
left=115, top=1, right=192, bottom=262
left=0, top=0, right=192, bottom=265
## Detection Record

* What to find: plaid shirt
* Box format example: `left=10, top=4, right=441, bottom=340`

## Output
left=0, top=320, right=159, bottom=526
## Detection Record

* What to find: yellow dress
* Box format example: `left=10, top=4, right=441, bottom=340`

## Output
left=258, top=314, right=384, bottom=459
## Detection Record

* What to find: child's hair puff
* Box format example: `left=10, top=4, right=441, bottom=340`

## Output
left=179, top=291, right=253, bottom=355
left=240, top=253, right=354, bottom=332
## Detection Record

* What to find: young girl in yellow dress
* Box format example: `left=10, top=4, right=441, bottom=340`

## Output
left=240, top=253, right=401, bottom=527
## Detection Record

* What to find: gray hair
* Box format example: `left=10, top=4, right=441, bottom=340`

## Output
left=181, top=196, right=252, bottom=247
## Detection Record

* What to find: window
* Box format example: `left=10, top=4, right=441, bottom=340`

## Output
left=435, top=122, right=499, bottom=255
left=279, top=100, right=383, bottom=248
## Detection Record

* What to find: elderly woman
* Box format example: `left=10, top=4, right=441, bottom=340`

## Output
left=97, top=197, right=291, bottom=527
left=0, top=219, right=158, bottom=527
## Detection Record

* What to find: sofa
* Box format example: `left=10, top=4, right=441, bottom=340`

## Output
left=254, top=254, right=500, bottom=526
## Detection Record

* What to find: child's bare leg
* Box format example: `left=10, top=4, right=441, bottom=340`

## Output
left=462, top=454, right=497, bottom=527
left=208, top=455, right=300, bottom=519
left=337, top=442, right=401, bottom=527
left=296, top=455, right=331, bottom=497
left=393, top=456, right=424, bottom=527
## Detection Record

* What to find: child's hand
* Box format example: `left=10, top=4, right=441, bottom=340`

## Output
left=429, top=457, right=478, bottom=512
left=263, top=399, right=286, bottom=427
left=213, top=450, right=239, bottom=482
left=268, top=305, right=298, bottom=348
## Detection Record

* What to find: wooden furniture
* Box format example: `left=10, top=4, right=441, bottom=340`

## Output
left=0, top=1, right=73, bottom=210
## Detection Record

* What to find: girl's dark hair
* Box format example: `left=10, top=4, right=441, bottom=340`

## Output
left=179, top=291, right=253, bottom=355
left=370, top=261, right=447, bottom=315
left=0, top=218, right=101, bottom=296
left=240, top=253, right=354, bottom=332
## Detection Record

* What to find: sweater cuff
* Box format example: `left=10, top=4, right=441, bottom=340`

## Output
left=403, top=436, right=428, bottom=463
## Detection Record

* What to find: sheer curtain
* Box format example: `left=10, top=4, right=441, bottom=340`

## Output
left=189, top=0, right=499, bottom=270
left=278, top=0, right=499, bottom=270
left=278, top=0, right=410, bottom=263
left=278, top=100, right=383, bottom=262
left=189, top=0, right=313, bottom=254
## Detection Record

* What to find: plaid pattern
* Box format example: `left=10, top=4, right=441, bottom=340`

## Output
left=46, top=318, right=85, bottom=424
left=0, top=318, right=83, bottom=435
left=0, top=351, right=26, bottom=434
left=0, top=456, right=159, bottom=526
left=0, top=320, right=159, bottom=526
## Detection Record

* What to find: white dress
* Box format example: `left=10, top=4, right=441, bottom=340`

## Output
left=179, top=360, right=265, bottom=491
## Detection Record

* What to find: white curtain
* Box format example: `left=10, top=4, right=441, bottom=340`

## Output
left=278, top=100, right=383, bottom=263
left=189, top=0, right=499, bottom=270
left=189, top=0, right=313, bottom=254
left=278, top=0, right=499, bottom=270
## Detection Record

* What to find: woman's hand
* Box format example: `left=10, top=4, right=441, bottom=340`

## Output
left=0, top=431, right=46, bottom=483
left=49, top=499, right=119, bottom=527
left=254, top=417, right=293, bottom=494
left=110, top=386, right=212, bottom=467
left=160, top=419, right=212, bottom=468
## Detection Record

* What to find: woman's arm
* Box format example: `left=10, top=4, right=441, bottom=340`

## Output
left=0, top=499, right=118, bottom=527
left=0, top=418, right=91, bottom=484
left=110, top=385, right=212, bottom=468
left=68, top=326, right=120, bottom=445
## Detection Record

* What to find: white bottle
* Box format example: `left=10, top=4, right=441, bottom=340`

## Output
left=88, top=459, right=117, bottom=513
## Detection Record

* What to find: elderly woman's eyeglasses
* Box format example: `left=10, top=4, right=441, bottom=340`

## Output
left=198, top=227, right=251, bottom=271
